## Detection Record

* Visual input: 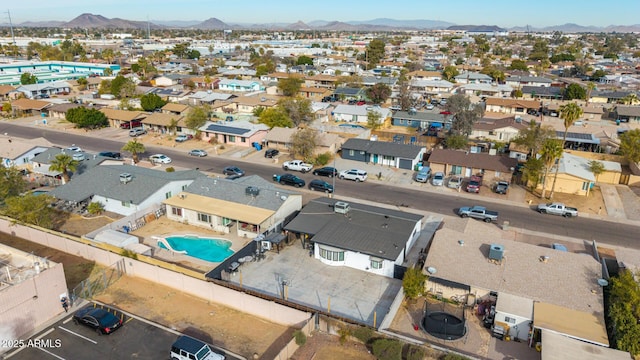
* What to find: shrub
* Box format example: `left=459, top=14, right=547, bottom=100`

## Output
left=441, top=353, right=471, bottom=360
left=337, top=327, right=351, bottom=345
left=351, top=325, right=374, bottom=344
left=293, top=330, right=306, bottom=346
left=315, top=152, right=332, bottom=166
left=405, top=344, right=425, bottom=360
left=166, top=167, right=175, bottom=172
left=120, top=249, right=138, bottom=260
left=371, top=338, right=402, bottom=360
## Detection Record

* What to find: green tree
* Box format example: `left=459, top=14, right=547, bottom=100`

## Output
left=76, top=77, right=88, bottom=90
left=444, top=134, right=468, bottom=149
left=290, top=127, right=318, bottom=162
left=586, top=82, right=596, bottom=105
left=109, top=75, right=136, bottom=99
left=278, top=97, right=313, bottom=126
left=258, top=107, right=293, bottom=128
left=540, top=139, right=564, bottom=199
left=509, top=59, right=529, bottom=71
left=402, top=267, right=427, bottom=300
left=588, top=160, right=605, bottom=183
left=366, top=83, right=392, bottom=104
left=87, top=201, right=105, bottom=215
left=529, top=39, right=549, bottom=61
left=101, top=48, right=115, bottom=64
left=122, top=139, right=145, bottom=164
left=2, top=194, right=55, bottom=228
left=608, top=270, right=640, bottom=356
left=66, top=107, right=108, bottom=129
left=513, top=120, right=557, bottom=157
left=563, top=83, right=586, bottom=100
left=366, top=110, right=382, bottom=130
left=512, top=89, right=523, bottom=98
left=550, top=102, right=583, bottom=198
left=522, top=157, right=544, bottom=189
left=278, top=77, right=303, bottom=97
left=296, top=55, right=313, bottom=65
left=371, top=338, right=402, bottom=360
left=621, top=94, right=639, bottom=105
left=20, top=72, right=38, bottom=85
left=185, top=105, right=210, bottom=131
left=442, top=65, right=459, bottom=82
left=49, top=153, right=79, bottom=183
left=447, top=94, right=484, bottom=136
left=365, top=38, right=386, bottom=69
left=396, top=75, right=413, bottom=111
left=619, top=129, right=640, bottom=163
left=140, top=93, right=167, bottom=111
left=591, top=69, right=607, bottom=81
left=0, top=166, right=27, bottom=204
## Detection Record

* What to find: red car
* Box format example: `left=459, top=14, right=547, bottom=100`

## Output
left=440, top=111, right=452, bottom=115
left=466, top=176, right=482, bottom=193
left=356, top=101, right=366, bottom=106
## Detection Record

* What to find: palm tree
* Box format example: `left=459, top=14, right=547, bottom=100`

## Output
left=539, top=139, right=564, bottom=199
left=588, top=160, right=605, bottom=184
left=122, top=139, right=146, bottom=164
left=585, top=82, right=596, bottom=106
left=549, top=102, right=583, bottom=198
left=621, top=93, right=639, bottom=105
left=49, top=153, right=79, bottom=184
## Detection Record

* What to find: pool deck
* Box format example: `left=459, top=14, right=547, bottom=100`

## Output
left=129, top=216, right=251, bottom=273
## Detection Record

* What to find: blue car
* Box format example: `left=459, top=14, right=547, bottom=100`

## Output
left=552, top=243, right=568, bottom=252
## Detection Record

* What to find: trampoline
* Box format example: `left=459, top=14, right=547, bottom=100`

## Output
left=422, top=300, right=466, bottom=340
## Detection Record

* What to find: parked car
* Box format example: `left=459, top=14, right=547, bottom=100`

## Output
left=223, top=166, right=245, bottom=177
left=98, top=151, right=121, bottom=159
left=356, top=100, right=366, bottom=106
left=282, top=160, right=313, bottom=173
left=425, top=103, right=435, bottom=110
left=458, top=205, right=499, bottom=223
left=466, top=176, right=482, bottom=193
left=72, top=152, right=86, bottom=161
left=66, top=145, right=82, bottom=152
left=264, top=149, right=279, bottom=158
left=73, top=306, right=123, bottom=335
left=276, top=173, right=305, bottom=187
left=175, top=134, right=193, bottom=142
left=415, top=166, right=431, bottom=183
left=536, top=203, right=578, bottom=218
left=308, top=179, right=334, bottom=193
left=431, top=172, right=445, bottom=186
left=188, top=149, right=207, bottom=157
left=129, top=128, right=147, bottom=137
left=552, top=243, right=568, bottom=252
left=339, top=169, right=367, bottom=182
left=494, top=181, right=509, bottom=195
left=170, top=336, right=225, bottom=360
left=448, top=176, right=462, bottom=189
left=149, top=154, right=172, bottom=164
left=313, top=166, right=339, bottom=178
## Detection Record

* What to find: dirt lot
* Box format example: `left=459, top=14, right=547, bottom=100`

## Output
left=524, top=186, right=606, bottom=216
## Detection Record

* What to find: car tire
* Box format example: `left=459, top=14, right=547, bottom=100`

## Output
left=283, top=166, right=289, bottom=171
left=313, top=171, right=318, bottom=176
left=328, top=174, right=333, bottom=178
left=484, top=218, right=492, bottom=223
left=538, top=209, right=546, bottom=214
left=563, top=213, right=571, bottom=218
left=280, top=181, right=285, bottom=185
left=73, top=318, right=79, bottom=325
left=339, top=175, right=344, bottom=180
left=355, top=178, right=361, bottom=182
left=96, top=328, right=102, bottom=336
left=310, top=186, right=315, bottom=191
left=460, top=214, right=468, bottom=218
left=296, top=183, right=302, bottom=188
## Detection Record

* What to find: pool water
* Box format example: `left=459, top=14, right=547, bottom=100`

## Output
left=159, top=235, right=234, bottom=262
left=31, top=190, right=49, bottom=196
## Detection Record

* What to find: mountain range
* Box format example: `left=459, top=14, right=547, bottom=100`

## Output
left=3, top=14, right=640, bottom=33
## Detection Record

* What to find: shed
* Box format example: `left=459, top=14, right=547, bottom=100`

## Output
left=93, top=229, right=140, bottom=248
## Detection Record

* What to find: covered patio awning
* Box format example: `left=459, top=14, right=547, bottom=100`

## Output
left=533, top=302, right=609, bottom=347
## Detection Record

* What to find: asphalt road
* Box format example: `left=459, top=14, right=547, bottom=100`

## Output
left=2, top=122, right=638, bottom=249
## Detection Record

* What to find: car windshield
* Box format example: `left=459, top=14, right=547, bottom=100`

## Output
left=195, top=346, right=212, bottom=360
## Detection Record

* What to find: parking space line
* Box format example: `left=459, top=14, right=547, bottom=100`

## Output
left=36, top=328, right=55, bottom=339
left=58, top=326, right=98, bottom=344
left=61, top=317, right=74, bottom=325
left=36, top=347, right=66, bottom=360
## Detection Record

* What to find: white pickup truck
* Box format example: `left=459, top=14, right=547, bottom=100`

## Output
left=536, top=202, right=578, bottom=218
left=282, top=160, right=313, bottom=173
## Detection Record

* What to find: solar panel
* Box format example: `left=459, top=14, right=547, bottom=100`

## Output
left=205, top=124, right=251, bottom=135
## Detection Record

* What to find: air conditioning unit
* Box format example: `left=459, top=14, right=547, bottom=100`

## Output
left=489, top=244, right=504, bottom=261
left=334, top=201, right=350, bottom=214
left=119, top=173, right=132, bottom=184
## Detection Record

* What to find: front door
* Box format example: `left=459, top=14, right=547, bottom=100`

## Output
left=373, top=154, right=379, bottom=164
left=465, top=167, right=472, bottom=177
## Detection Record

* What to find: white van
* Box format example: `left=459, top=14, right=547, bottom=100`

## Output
left=170, top=336, right=225, bottom=360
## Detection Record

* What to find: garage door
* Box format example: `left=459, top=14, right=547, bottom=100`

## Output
left=398, top=159, right=412, bottom=170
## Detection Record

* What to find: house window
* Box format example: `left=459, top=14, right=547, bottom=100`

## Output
left=122, top=201, right=131, bottom=207
left=489, top=131, right=496, bottom=136
left=240, top=137, right=246, bottom=143
left=228, top=135, right=236, bottom=142
left=451, top=165, right=463, bottom=175
left=197, top=213, right=211, bottom=223
left=515, top=107, right=524, bottom=113
left=182, top=185, right=187, bottom=191
left=582, top=182, right=590, bottom=191
left=370, top=257, right=383, bottom=269
left=504, top=316, right=516, bottom=324
left=349, top=150, right=355, bottom=156
left=165, top=191, right=172, bottom=199
left=319, top=246, right=345, bottom=261
left=222, top=217, right=231, bottom=226
left=171, top=207, right=182, bottom=216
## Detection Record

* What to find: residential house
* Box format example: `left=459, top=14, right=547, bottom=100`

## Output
left=284, top=197, right=424, bottom=278
left=232, top=95, right=279, bottom=114
left=188, top=76, right=220, bottom=90
left=361, top=76, right=397, bottom=88
left=0, top=134, right=53, bottom=169
left=30, top=147, right=122, bottom=185
left=144, top=87, right=191, bottom=103
left=590, top=90, right=636, bottom=104
left=10, top=98, right=52, bottom=116
left=455, top=83, right=513, bottom=98
left=332, top=104, right=391, bottom=124
left=305, top=74, right=338, bottom=89
left=484, top=98, right=541, bottom=115
left=260, top=72, right=304, bottom=84
left=341, top=138, right=425, bottom=170
left=218, top=79, right=264, bottom=92
left=199, top=120, right=269, bottom=147
left=187, top=91, right=236, bottom=106
left=424, top=218, right=606, bottom=343
left=508, top=142, right=529, bottom=163
left=218, top=68, right=257, bottom=79
left=333, top=87, right=367, bottom=101
left=161, top=102, right=190, bottom=116
left=614, top=105, right=640, bottom=123
left=538, top=152, right=620, bottom=196
left=579, top=105, right=604, bottom=121
left=263, top=127, right=342, bottom=154
left=409, top=79, right=455, bottom=97
left=152, top=75, right=179, bottom=87
left=163, top=176, right=302, bottom=238
left=454, top=72, right=492, bottom=84
left=46, top=103, right=105, bottom=120
left=100, top=108, right=146, bottom=128
left=15, top=81, right=71, bottom=99
left=505, top=75, right=553, bottom=88
left=427, top=148, right=517, bottom=182
left=471, top=117, right=527, bottom=142
left=48, top=165, right=205, bottom=216
left=297, top=87, right=332, bottom=101
left=141, top=113, right=187, bottom=135
left=521, top=85, right=563, bottom=100
left=406, top=70, right=442, bottom=81
left=391, top=110, right=449, bottom=130
left=0, top=84, right=16, bottom=101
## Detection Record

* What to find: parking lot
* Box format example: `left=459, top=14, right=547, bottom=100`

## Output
left=4, top=302, right=236, bottom=360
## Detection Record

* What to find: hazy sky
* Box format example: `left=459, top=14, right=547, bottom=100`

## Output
left=7, top=0, right=640, bottom=27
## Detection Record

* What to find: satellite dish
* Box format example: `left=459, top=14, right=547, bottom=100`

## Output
left=427, top=267, right=437, bottom=274
left=597, top=279, right=609, bottom=287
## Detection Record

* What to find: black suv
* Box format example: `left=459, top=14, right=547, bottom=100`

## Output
left=277, top=173, right=305, bottom=187
left=264, top=149, right=279, bottom=158
left=312, top=166, right=338, bottom=178
left=309, top=179, right=333, bottom=193
left=98, top=151, right=122, bottom=159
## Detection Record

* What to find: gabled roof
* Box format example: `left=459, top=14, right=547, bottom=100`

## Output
left=200, top=120, right=269, bottom=137
left=333, top=104, right=391, bottom=118
left=554, top=152, right=620, bottom=181
left=48, top=165, right=205, bottom=203
left=615, top=105, right=640, bottom=117
left=161, top=102, right=190, bottom=113
left=333, top=87, right=364, bottom=96
left=521, top=85, right=563, bottom=97
left=284, top=197, right=423, bottom=261
left=485, top=98, right=541, bottom=108
left=392, top=110, right=448, bottom=122
left=142, top=112, right=185, bottom=126
left=428, top=148, right=517, bottom=172
left=506, top=75, right=553, bottom=83
left=0, top=135, right=53, bottom=160
left=0, top=85, right=16, bottom=95
left=342, top=138, right=424, bottom=159
left=100, top=108, right=146, bottom=121
left=264, top=127, right=296, bottom=143
left=11, top=98, right=52, bottom=110
left=473, top=117, right=527, bottom=131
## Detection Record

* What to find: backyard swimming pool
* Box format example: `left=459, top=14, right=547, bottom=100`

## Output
left=157, top=235, right=234, bottom=263
left=31, top=190, right=49, bottom=196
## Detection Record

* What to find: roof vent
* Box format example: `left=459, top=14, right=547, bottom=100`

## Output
left=334, top=201, right=350, bottom=214
left=119, top=173, right=132, bottom=184
left=245, top=186, right=260, bottom=196
left=488, top=244, right=504, bottom=261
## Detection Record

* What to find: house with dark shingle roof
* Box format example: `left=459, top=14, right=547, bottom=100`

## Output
left=427, top=148, right=517, bottom=183
left=48, top=165, right=205, bottom=216
left=484, top=98, right=541, bottom=115
left=614, top=105, right=640, bottom=122
left=284, top=197, right=423, bottom=278
left=341, top=138, right=425, bottom=170
left=391, top=110, right=449, bottom=130
left=163, top=175, right=302, bottom=238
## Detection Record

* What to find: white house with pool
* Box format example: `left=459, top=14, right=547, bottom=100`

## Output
left=163, top=175, right=302, bottom=239
left=284, top=198, right=424, bottom=278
